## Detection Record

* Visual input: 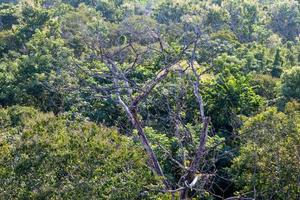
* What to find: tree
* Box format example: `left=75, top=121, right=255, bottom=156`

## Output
left=154, top=1, right=186, bottom=25
left=0, top=3, right=18, bottom=30
left=230, top=106, right=300, bottom=199
left=203, top=4, right=229, bottom=32
left=223, top=0, right=261, bottom=42
left=203, top=54, right=264, bottom=130
left=280, top=66, right=300, bottom=101
left=0, top=3, right=19, bottom=54
left=269, top=0, right=300, bottom=41
left=0, top=1, right=49, bottom=55
left=0, top=106, right=164, bottom=199
left=1, top=28, right=78, bottom=113
left=250, top=74, right=279, bottom=101
left=271, top=48, right=283, bottom=77
left=1, top=0, right=300, bottom=199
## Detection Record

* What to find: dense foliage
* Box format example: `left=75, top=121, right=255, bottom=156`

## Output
left=231, top=104, right=300, bottom=199
left=0, top=0, right=299, bottom=199
left=0, top=106, right=163, bottom=199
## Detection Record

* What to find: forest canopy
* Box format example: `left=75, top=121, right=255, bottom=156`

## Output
left=0, top=0, right=299, bottom=199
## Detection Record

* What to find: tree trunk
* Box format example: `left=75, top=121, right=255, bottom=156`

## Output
left=180, top=117, right=210, bottom=199
left=130, top=107, right=170, bottom=189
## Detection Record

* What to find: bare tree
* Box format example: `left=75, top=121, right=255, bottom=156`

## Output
left=67, top=18, right=219, bottom=199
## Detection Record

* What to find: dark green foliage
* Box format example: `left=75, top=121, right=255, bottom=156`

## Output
left=271, top=48, right=284, bottom=77
left=250, top=74, right=279, bottom=101
left=154, top=1, right=186, bottom=24
left=269, top=0, right=300, bottom=41
left=204, top=55, right=264, bottom=129
left=224, top=0, right=260, bottom=42
left=281, top=66, right=300, bottom=101
left=0, top=3, right=18, bottom=30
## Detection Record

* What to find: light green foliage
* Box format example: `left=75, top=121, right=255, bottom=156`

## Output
left=0, top=106, right=162, bottom=199
left=230, top=106, right=300, bottom=199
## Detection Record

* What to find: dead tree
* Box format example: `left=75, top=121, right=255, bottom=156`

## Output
left=73, top=20, right=216, bottom=198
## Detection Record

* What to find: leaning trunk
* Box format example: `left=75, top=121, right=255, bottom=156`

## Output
left=130, top=107, right=170, bottom=189
left=180, top=117, right=210, bottom=199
